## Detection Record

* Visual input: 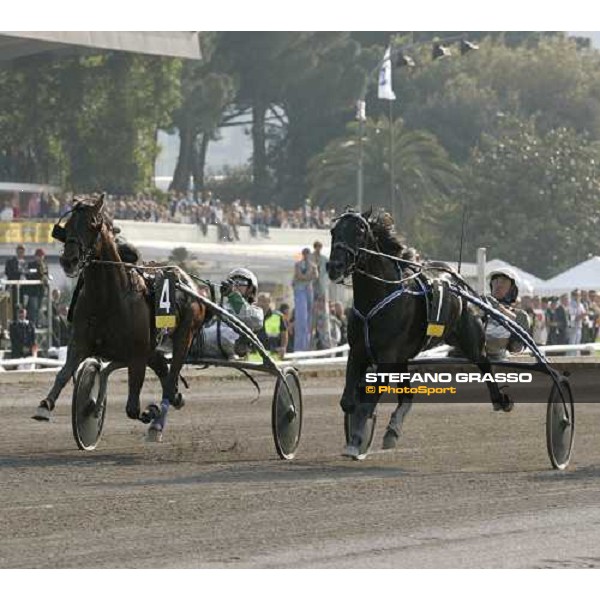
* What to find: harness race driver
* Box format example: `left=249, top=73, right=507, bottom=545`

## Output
left=189, top=267, right=264, bottom=359
left=485, top=267, right=531, bottom=360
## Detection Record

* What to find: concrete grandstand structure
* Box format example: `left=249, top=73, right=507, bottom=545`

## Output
left=0, top=31, right=201, bottom=61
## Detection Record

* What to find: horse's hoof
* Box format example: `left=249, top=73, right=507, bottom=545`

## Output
left=172, top=393, right=185, bottom=410
left=126, top=407, right=141, bottom=421
left=493, top=393, right=514, bottom=413
left=382, top=429, right=399, bottom=450
left=139, top=404, right=160, bottom=424
left=32, top=400, right=53, bottom=421
left=342, top=445, right=367, bottom=461
left=32, top=404, right=51, bottom=422
left=342, top=444, right=360, bottom=459
left=146, top=427, right=163, bottom=443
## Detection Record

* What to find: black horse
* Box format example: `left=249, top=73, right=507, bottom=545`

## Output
left=327, top=209, right=512, bottom=459
left=32, top=196, right=207, bottom=440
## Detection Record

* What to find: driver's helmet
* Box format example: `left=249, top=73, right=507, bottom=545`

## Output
left=488, top=267, right=519, bottom=304
left=227, top=267, right=258, bottom=299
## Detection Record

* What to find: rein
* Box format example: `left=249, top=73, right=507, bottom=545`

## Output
left=63, top=222, right=103, bottom=277
left=331, top=213, right=429, bottom=363
left=356, top=246, right=481, bottom=297
left=57, top=204, right=108, bottom=277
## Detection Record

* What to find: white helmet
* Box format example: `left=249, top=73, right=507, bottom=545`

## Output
left=228, top=267, right=258, bottom=292
left=488, top=267, right=517, bottom=284
left=488, top=267, right=519, bottom=303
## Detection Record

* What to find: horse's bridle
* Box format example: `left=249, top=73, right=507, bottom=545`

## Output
left=330, top=211, right=429, bottom=286
left=54, top=204, right=105, bottom=278
left=330, top=211, right=374, bottom=281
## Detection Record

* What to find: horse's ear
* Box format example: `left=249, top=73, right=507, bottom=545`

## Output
left=362, top=206, right=373, bottom=220
left=94, top=193, right=105, bottom=214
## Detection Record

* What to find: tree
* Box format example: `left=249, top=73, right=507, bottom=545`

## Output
left=395, top=35, right=600, bottom=163
left=307, top=116, right=461, bottom=249
left=58, top=52, right=182, bottom=193
left=460, top=117, right=600, bottom=278
left=217, top=32, right=377, bottom=205
left=275, top=33, right=378, bottom=207
left=170, top=33, right=236, bottom=193
left=217, top=32, right=306, bottom=202
left=0, top=55, right=66, bottom=184
left=0, top=51, right=182, bottom=192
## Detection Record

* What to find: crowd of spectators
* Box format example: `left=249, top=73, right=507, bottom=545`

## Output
left=520, top=290, right=600, bottom=347
left=0, top=190, right=336, bottom=235
left=0, top=245, right=70, bottom=360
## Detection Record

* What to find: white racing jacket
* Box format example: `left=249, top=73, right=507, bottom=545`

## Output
left=199, top=292, right=264, bottom=358
left=484, top=297, right=530, bottom=359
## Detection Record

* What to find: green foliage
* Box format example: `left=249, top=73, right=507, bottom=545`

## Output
left=395, top=35, right=600, bottom=162
left=307, top=116, right=462, bottom=249
left=218, top=32, right=377, bottom=205
left=459, top=117, right=600, bottom=278
left=204, top=165, right=253, bottom=202
left=0, top=56, right=67, bottom=184
left=0, top=51, right=181, bottom=192
left=6, top=31, right=600, bottom=279
left=170, top=33, right=237, bottom=192
left=59, top=53, right=182, bottom=193
left=276, top=33, right=378, bottom=207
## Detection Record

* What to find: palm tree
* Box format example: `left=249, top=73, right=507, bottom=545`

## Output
left=307, top=116, right=462, bottom=237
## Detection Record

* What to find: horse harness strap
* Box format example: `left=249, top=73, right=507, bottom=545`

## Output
left=353, top=281, right=427, bottom=364
left=422, top=278, right=458, bottom=350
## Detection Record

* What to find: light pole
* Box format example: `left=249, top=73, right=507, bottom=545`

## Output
left=356, top=34, right=478, bottom=222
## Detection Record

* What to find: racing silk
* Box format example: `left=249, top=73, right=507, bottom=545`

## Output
left=484, top=297, right=530, bottom=359
left=200, top=292, right=264, bottom=358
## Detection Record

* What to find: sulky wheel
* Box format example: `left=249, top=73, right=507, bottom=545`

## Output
left=344, top=410, right=377, bottom=460
left=272, top=367, right=303, bottom=460
left=546, top=376, right=575, bottom=470
left=72, top=358, right=107, bottom=451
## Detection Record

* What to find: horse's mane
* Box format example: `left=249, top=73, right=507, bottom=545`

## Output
left=367, top=209, right=406, bottom=257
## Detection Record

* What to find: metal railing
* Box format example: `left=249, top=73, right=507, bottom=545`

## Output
left=2, top=342, right=599, bottom=373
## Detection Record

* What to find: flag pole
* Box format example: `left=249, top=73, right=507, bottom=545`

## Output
left=356, top=100, right=365, bottom=212
left=378, top=44, right=397, bottom=224
left=389, top=99, right=395, bottom=224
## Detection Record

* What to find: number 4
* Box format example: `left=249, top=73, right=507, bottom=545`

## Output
left=159, top=279, right=171, bottom=312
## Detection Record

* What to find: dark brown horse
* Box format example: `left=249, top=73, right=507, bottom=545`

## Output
left=33, top=195, right=207, bottom=440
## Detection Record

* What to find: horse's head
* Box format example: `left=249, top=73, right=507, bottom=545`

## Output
left=57, top=195, right=106, bottom=278
left=327, top=208, right=373, bottom=282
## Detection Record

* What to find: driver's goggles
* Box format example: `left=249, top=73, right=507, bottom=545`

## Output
left=231, top=277, right=251, bottom=287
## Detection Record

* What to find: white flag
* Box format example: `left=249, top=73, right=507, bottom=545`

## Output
left=355, top=99, right=366, bottom=122
left=378, top=46, right=396, bottom=101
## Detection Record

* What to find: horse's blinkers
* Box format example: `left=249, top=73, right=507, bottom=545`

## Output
left=328, top=212, right=371, bottom=281
left=52, top=223, right=67, bottom=243
left=56, top=201, right=105, bottom=277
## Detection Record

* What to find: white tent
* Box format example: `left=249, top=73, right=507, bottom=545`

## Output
left=485, top=259, right=545, bottom=296
left=535, top=256, right=600, bottom=295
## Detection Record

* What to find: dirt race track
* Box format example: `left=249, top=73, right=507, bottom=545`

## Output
left=2, top=368, right=600, bottom=569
